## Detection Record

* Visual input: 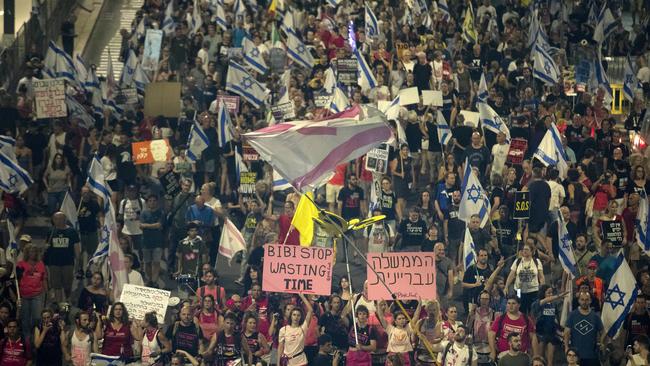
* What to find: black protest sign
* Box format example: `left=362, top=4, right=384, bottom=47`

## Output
left=601, top=221, right=624, bottom=246
left=513, top=191, right=530, bottom=219
left=159, top=171, right=181, bottom=200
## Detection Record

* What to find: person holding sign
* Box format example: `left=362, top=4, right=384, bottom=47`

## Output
left=206, top=312, right=253, bottom=366
left=594, top=200, right=627, bottom=249
left=375, top=298, right=422, bottom=366
left=95, top=302, right=140, bottom=358
left=278, top=293, right=314, bottom=366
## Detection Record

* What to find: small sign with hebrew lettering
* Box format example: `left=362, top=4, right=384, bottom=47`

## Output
left=366, top=252, right=436, bottom=300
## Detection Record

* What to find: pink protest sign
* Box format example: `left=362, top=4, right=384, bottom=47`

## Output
left=262, top=244, right=334, bottom=295
left=367, top=252, right=437, bottom=300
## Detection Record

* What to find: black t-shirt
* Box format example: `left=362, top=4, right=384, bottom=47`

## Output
left=348, top=324, right=377, bottom=347
left=379, top=190, right=397, bottom=221
left=44, top=227, right=80, bottom=266
left=463, top=264, right=493, bottom=304
left=464, top=145, right=491, bottom=178
left=338, top=186, right=365, bottom=220
left=452, top=126, right=473, bottom=148
left=166, top=322, right=203, bottom=354
left=405, top=122, right=423, bottom=152
left=493, top=218, right=516, bottom=256
left=623, top=312, right=650, bottom=347
left=318, top=312, right=348, bottom=350
left=398, top=219, right=428, bottom=247
left=78, top=199, right=100, bottom=233
left=413, top=63, right=433, bottom=92
left=117, top=146, right=136, bottom=184
left=446, top=205, right=465, bottom=240
left=528, top=180, right=551, bottom=222
left=426, top=121, right=442, bottom=152
left=313, top=353, right=334, bottom=366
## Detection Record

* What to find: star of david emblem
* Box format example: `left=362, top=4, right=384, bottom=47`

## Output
left=100, top=225, right=110, bottom=245
left=493, top=117, right=503, bottom=129
left=544, top=61, right=552, bottom=74
left=242, top=77, right=253, bottom=89
left=466, top=184, right=482, bottom=204
left=296, top=44, right=306, bottom=54
left=560, top=234, right=571, bottom=250
left=625, top=75, right=633, bottom=84
left=8, top=174, right=17, bottom=187
left=605, top=284, right=626, bottom=310
left=251, top=48, right=260, bottom=57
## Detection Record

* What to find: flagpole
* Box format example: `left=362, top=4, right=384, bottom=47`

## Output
left=342, top=237, right=359, bottom=345
left=301, top=193, right=437, bottom=360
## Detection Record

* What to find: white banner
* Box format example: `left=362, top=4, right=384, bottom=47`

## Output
left=119, top=284, right=170, bottom=323
left=34, top=79, right=67, bottom=119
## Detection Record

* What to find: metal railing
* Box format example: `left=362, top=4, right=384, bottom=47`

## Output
left=0, top=0, right=76, bottom=92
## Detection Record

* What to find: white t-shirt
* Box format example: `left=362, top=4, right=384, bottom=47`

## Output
left=437, top=341, right=478, bottom=366
left=386, top=323, right=413, bottom=353
left=491, top=143, right=509, bottom=178
left=510, top=257, right=543, bottom=294
left=547, top=180, right=566, bottom=210
left=120, top=198, right=145, bottom=235
left=279, top=323, right=309, bottom=365
left=127, top=270, right=144, bottom=286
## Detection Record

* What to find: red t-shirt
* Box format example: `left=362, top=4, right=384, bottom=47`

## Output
left=328, top=164, right=347, bottom=186
left=490, top=313, right=535, bottom=353
left=0, top=337, right=32, bottom=366
left=278, top=215, right=300, bottom=245
left=16, top=261, right=47, bottom=298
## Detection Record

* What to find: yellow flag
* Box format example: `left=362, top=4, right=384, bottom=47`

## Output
left=291, top=192, right=319, bottom=247
left=268, top=0, right=277, bottom=15
left=462, top=4, right=477, bottom=44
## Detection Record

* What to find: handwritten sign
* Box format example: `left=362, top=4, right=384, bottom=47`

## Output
left=271, top=101, right=296, bottom=121
left=239, top=171, right=257, bottom=194
left=131, top=139, right=172, bottom=164
left=601, top=221, right=624, bottom=246
left=263, top=244, right=334, bottom=295
left=159, top=171, right=181, bottom=200
left=507, top=138, right=528, bottom=165
left=34, top=79, right=67, bottom=119
left=217, top=95, right=240, bottom=114
left=513, top=191, right=530, bottom=219
left=119, top=284, right=170, bottom=323
left=367, top=252, right=436, bottom=300
left=365, top=143, right=390, bottom=174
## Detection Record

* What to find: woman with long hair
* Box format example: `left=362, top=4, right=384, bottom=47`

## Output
left=531, top=285, right=568, bottom=366
left=194, top=294, right=222, bottom=347
left=77, top=271, right=109, bottom=315
left=375, top=299, right=422, bottom=366
left=338, top=276, right=353, bottom=306
left=505, top=241, right=545, bottom=314
left=34, top=308, right=64, bottom=366
left=43, top=152, right=71, bottom=214
left=416, top=190, right=436, bottom=225
left=16, top=244, right=47, bottom=337
left=242, top=265, right=262, bottom=296
left=140, top=311, right=171, bottom=366
left=243, top=312, right=270, bottom=366
left=95, top=302, right=141, bottom=358
left=278, top=293, right=314, bottom=366
left=390, top=144, right=415, bottom=222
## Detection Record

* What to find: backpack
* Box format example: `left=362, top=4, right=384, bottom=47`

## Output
left=441, top=340, right=473, bottom=366
left=199, top=285, right=223, bottom=309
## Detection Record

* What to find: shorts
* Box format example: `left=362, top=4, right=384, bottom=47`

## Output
left=48, top=265, right=74, bottom=290
left=537, top=333, right=562, bottom=345
left=326, top=184, right=343, bottom=204
left=142, top=247, right=163, bottom=262
left=80, top=231, right=99, bottom=255
left=129, top=235, right=143, bottom=250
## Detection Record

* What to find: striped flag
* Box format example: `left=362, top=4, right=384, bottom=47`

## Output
left=478, top=102, right=510, bottom=142
left=0, top=135, right=16, bottom=160
left=215, top=2, right=228, bottom=31
left=187, top=119, right=209, bottom=161
left=243, top=37, right=268, bottom=74
left=636, top=196, right=650, bottom=256
left=593, top=3, right=617, bottom=44
left=43, top=41, right=77, bottom=84
left=477, top=73, right=488, bottom=103
left=60, top=190, right=79, bottom=231
left=243, top=106, right=391, bottom=191
left=119, top=50, right=138, bottom=88
left=273, top=170, right=292, bottom=191
left=557, top=213, right=578, bottom=278
left=0, top=151, right=34, bottom=194
left=437, top=0, right=450, bottom=21
left=594, top=46, right=613, bottom=107
left=286, top=32, right=314, bottom=70
left=354, top=48, right=377, bottom=91
left=365, top=4, right=379, bottom=37
left=162, top=0, right=175, bottom=35
left=602, top=254, right=639, bottom=338
left=459, top=159, right=491, bottom=227
left=532, top=43, right=560, bottom=85
left=225, top=61, right=269, bottom=108
left=217, top=100, right=234, bottom=147
left=436, top=110, right=452, bottom=146
left=65, top=95, right=95, bottom=130
left=5, top=218, right=18, bottom=265
left=463, top=227, right=477, bottom=271
left=623, top=56, right=639, bottom=102
left=328, top=86, right=350, bottom=113
left=533, top=122, right=568, bottom=179
left=219, top=218, right=247, bottom=265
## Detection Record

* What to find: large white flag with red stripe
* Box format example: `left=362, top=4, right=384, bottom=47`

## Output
left=243, top=105, right=391, bottom=192
left=219, top=218, right=246, bottom=266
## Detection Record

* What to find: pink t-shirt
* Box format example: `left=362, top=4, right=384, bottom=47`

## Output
left=16, top=261, right=47, bottom=298
left=489, top=313, right=535, bottom=353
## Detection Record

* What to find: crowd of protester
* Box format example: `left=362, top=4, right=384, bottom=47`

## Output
left=2, top=0, right=650, bottom=365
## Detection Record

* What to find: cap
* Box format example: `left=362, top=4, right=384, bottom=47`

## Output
left=587, top=260, right=598, bottom=269
left=19, top=234, right=32, bottom=242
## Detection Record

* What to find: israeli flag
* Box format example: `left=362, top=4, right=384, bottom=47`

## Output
left=623, top=56, right=639, bottom=102
left=533, top=122, right=568, bottom=178
left=527, top=9, right=550, bottom=50
left=233, top=0, right=246, bottom=21
left=463, top=227, right=477, bottom=271
left=43, top=41, right=77, bottom=84
left=477, top=73, right=488, bottom=103
left=380, top=95, right=401, bottom=121
left=215, top=2, right=228, bottom=31
left=478, top=102, right=510, bottom=142
left=532, top=43, right=560, bottom=85
left=235, top=148, right=249, bottom=181
left=329, top=86, right=350, bottom=113
left=89, top=353, right=124, bottom=366
left=133, top=62, right=150, bottom=94
left=557, top=213, right=578, bottom=278
left=187, top=119, right=209, bottom=162
left=459, top=159, right=490, bottom=227
left=243, top=37, right=268, bottom=75
left=436, top=110, right=452, bottom=146
left=602, top=254, right=639, bottom=338
left=437, top=0, right=450, bottom=21
left=225, top=60, right=269, bottom=108
left=162, top=0, right=175, bottom=35
left=119, top=50, right=138, bottom=88
left=189, top=0, right=203, bottom=36
left=60, top=191, right=79, bottom=231
left=74, top=55, right=89, bottom=90
left=281, top=10, right=298, bottom=38
left=0, top=151, right=34, bottom=194
left=0, top=135, right=16, bottom=160
left=65, top=95, right=95, bottom=130
left=286, top=32, right=314, bottom=70
left=636, top=196, right=650, bottom=256
left=593, top=3, right=617, bottom=44
left=594, top=46, right=613, bottom=107
left=273, top=170, right=292, bottom=191
left=365, top=4, right=380, bottom=37
left=6, top=218, right=17, bottom=264
left=278, top=69, right=292, bottom=104
left=354, top=48, right=377, bottom=91
left=217, top=101, right=234, bottom=147
left=87, top=155, right=112, bottom=211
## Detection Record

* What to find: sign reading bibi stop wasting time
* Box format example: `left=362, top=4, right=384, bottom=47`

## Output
left=262, top=244, right=334, bottom=295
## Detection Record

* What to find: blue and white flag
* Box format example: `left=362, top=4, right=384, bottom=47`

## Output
left=459, top=159, right=490, bottom=227
left=43, top=41, right=77, bottom=84
left=235, top=148, right=248, bottom=181
left=60, top=190, right=79, bottom=231
left=557, top=213, right=578, bottom=278
left=215, top=2, right=228, bottom=31
left=0, top=151, right=33, bottom=194
left=217, top=101, right=234, bottom=147
left=0, top=135, right=16, bottom=160
left=278, top=69, right=292, bottom=104
left=527, top=9, right=550, bottom=50
left=225, top=61, right=269, bottom=108
left=477, top=73, right=488, bottom=103
left=533, top=122, right=568, bottom=178
left=594, top=46, right=613, bottom=107
left=328, top=86, right=350, bottom=113
left=162, top=0, right=175, bottom=35
left=437, top=0, right=450, bottom=21
left=623, top=56, right=639, bottom=102
left=6, top=218, right=17, bottom=265
left=286, top=33, right=314, bottom=70
left=243, top=37, right=269, bottom=74
left=87, top=155, right=112, bottom=211
left=120, top=50, right=138, bottom=88
left=323, top=67, right=336, bottom=94
left=281, top=10, right=298, bottom=37
left=74, top=55, right=89, bottom=90
left=635, top=196, right=650, bottom=256
left=365, top=4, right=379, bottom=38
left=463, top=227, right=477, bottom=271
left=532, top=44, right=560, bottom=85
left=593, top=3, right=617, bottom=44
left=602, top=254, right=639, bottom=338
left=133, top=62, right=150, bottom=94
left=187, top=119, right=209, bottom=161
left=273, top=170, right=292, bottom=191
left=436, top=110, right=452, bottom=146
left=189, top=0, right=203, bottom=36
left=326, top=0, right=341, bottom=7
left=478, top=102, right=510, bottom=141
left=380, top=95, right=401, bottom=121
left=65, top=95, right=95, bottom=130
left=233, top=0, right=246, bottom=21
left=354, top=48, right=377, bottom=91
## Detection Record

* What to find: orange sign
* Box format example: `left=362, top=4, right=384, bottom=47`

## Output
left=131, top=139, right=172, bottom=165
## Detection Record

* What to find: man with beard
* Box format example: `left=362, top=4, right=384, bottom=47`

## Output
left=462, top=250, right=505, bottom=313
left=166, top=306, right=204, bottom=355
left=564, top=291, right=604, bottom=366
left=437, top=326, right=478, bottom=366
left=497, top=333, right=529, bottom=366
left=62, top=312, right=98, bottom=366
left=445, top=190, right=465, bottom=256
